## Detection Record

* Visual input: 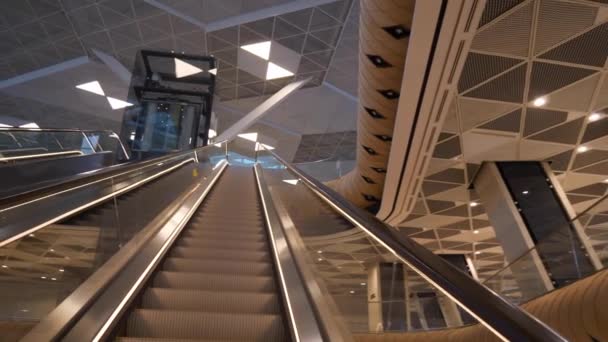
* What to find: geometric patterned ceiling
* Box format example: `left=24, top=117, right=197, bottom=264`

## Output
left=0, top=0, right=356, bottom=102
left=292, top=130, right=357, bottom=163
left=396, top=0, right=608, bottom=283
left=0, top=0, right=352, bottom=100
left=209, top=0, right=354, bottom=101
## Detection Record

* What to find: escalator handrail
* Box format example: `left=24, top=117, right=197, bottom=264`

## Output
left=262, top=148, right=566, bottom=342
left=0, top=143, right=224, bottom=209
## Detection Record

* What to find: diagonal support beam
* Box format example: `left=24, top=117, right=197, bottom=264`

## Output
left=0, top=56, right=89, bottom=89
left=213, top=77, right=310, bottom=143
left=92, top=49, right=132, bottom=84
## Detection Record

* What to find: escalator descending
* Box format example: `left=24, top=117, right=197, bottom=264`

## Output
left=116, top=166, right=290, bottom=341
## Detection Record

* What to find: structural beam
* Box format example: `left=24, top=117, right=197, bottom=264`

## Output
left=0, top=56, right=90, bottom=89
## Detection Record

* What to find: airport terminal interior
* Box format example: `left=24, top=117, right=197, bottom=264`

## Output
left=0, top=0, right=607, bottom=341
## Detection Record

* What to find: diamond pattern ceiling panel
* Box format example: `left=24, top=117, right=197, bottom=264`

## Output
left=398, top=0, right=608, bottom=282
left=212, top=0, right=354, bottom=101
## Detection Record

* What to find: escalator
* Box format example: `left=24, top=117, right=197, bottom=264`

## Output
left=116, top=166, right=290, bottom=341
left=0, top=143, right=594, bottom=342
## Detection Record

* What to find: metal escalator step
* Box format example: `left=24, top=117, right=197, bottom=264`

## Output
left=170, top=247, right=270, bottom=262
left=185, top=225, right=264, bottom=234
left=141, top=288, right=281, bottom=314
left=153, top=272, right=276, bottom=292
left=126, top=309, right=288, bottom=341
left=175, top=237, right=267, bottom=251
left=162, top=258, right=273, bottom=276
left=181, top=229, right=265, bottom=241
left=190, top=217, right=263, bottom=225
left=116, top=337, right=235, bottom=342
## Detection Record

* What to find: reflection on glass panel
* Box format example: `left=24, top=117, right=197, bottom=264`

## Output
left=258, top=154, right=489, bottom=337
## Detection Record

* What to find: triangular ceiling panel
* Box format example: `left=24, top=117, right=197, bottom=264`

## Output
left=534, top=0, right=598, bottom=55
left=519, top=139, right=572, bottom=160
left=279, top=8, right=313, bottom=31
left=545, top=149, right=573, bottom=172
left=524, top=108, right=569, bottom=137
left=458, top=52, right=523, bottom=92
left=459, top=97, right=520, bottom=131
left=540, top=23, right=608, bottom=67
left=478, top=0, right=524, bottom=28
left=528, top=62, right=596, bottom=100
left=463, top=64, right=527, bottom=103
left=543, top=74, right=600, bottom=112
left=471, top=1, right=533, bottom=57
left=526, top=117, right=584, bottom=144
left=478, top=108, right=521, bottom=133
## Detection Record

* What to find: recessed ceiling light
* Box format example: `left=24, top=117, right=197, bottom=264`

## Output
left=474, top=251, right=482, bottom=255
left=360, top=282, right=366, bottom=286
left=174, top=58, right=203, bottom=78
left=208, top=129, right=217, bottom=138
left=41, top=276, right=47, bottom=279
left=0, top=123, right=13, bottom=127
left=209, top=68, right=217, bottom=75
left=522, top=190, right=529, bottom=195
left=1, top=265, right=7, bottom=268
left=255, top=142, right=275, bottom=151
left=469, top=202, right=479, bottom=207
left=473, top=230, right=479, bottom=234
left=237, top=132, right=258, bottom=142
left=106, top=97, right=133, bottom=110
left=349, top=290, right=355, bottom=294
left=51, top=277, right=57, bottom=281
left=576, top=145, right=589, bottom=153
left=283, top=179, right=299, bottom=185
left=266, top=62, right=294, bottom=80
left=317, top=258, right=323, bottom=262
left=532, top=97, right=547, bottom=107
left=241, top=41, right=271, bottom=60
left=317, top=250, right=323, bottom=254
left=603, top=179, right=608, bottom=183
left=59, top=269, right=65, bottom=272
left=589, top=113, right=603, bottom=122
left=76, top=81, right=105, bottom=96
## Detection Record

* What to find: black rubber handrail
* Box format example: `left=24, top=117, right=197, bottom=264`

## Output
left=263, top=148, right=567, bottom=342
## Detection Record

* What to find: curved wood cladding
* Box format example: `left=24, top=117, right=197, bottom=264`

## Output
left=353, top=268, right=608, bottom=342
left=327, top=0, right=415, bottom=208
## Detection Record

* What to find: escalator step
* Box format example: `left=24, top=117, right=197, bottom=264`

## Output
left=181, top=229, right=265, bottom=241
left=170, top=247, right=270, bottom=262
left=153, top=272, right=276, bottom=293
left=126, top=309, right=288, bottom=341
left=175, top=237, right=267, bottom=251
left=141, top=288, right=281, bottom=314
left=185, top=225, right=265, bottom=234
left=162, top=258, right=273, bottom=276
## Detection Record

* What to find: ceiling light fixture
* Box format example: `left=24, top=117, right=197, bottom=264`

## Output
left=209, top=68, right=217, bottom=75
left=283, top=179, right=299, bottom=185
left=474, top=251, right=482, bottom=255
left=266, top=62, right=294, bottom=80
left=532, top=97, right=547, bottom=107
left=473, top=230, right=479, bottom=234
left=589, top=113, right=603, bottom=122
left=237, top=132, right=258, bottom=142
left=522, top=190, right=529, bottom=195
left=174, top=58, right=203, bottom=78
left=317, top=258, right=323, bottom=262
left=349, top=290, right=355, bottom=294
left=0, top=123, right=12, bottom=127
left=106, top=97, right=133, bottom=110
left=255, top=142, right=275, bottom=151
left=317, top=250, right=323, bottom=254
left=76, top=81, right=105, bottom=96
left=241, top=41, right=271, bottom=60
left=59, top=269, right=65, bottom=272
left=208, top=129, right=217, bottom=138
left=469, top=202, right=479, bottom=207
left=360, top=282, right=366, bottom=286
left=1, top=265, right=7, bottom=268
left=576, top=145, right=589, bottom=153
